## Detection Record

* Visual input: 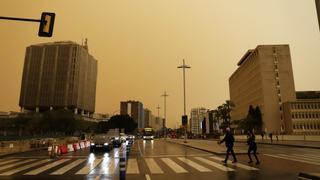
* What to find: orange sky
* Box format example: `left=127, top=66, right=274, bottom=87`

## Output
left=0, top=0, right=319, bottom=128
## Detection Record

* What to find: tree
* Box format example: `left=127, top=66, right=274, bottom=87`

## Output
left=216, top=100, right=235, bottom=129
left=104, top=115, right=137, bottom=133
left=239, top=105, right=263, bottom=133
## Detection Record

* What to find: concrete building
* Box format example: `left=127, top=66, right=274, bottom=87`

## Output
left=149, top=115, right=164, bottom=131
left=204, top=110, right=219, bottom=134
left=120, top=101, right=144, bottom=128
left=283, top=91, right=320, bottom=135
left=229, top=45, right=296, bottom=134
left=19, top=41, right=98, bottom=115
left=190, top=107, right=207, bottom=135
left=144, top=108, right=152, bottom=128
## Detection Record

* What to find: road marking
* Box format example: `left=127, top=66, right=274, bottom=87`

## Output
left=209, top=157, right=259, bottom=171
left=194, top=157, right=235, bottom=172
left=0, top=159, right=49, bottom=176
left=264, top=154, right=320, bottom=166
left=293, top=154, right=320, bottom=161
left=75, top=159, right=102, bottom=175
left=127, top=158, right=140, bottom=174
left=177, top=157, right=212, bottom=172
left=145, top=174, right=151, bottom=180
left=24, top=159, right=70, bottom=175
left=51, top=159, right=86, bottom=175
left=144, top=158, right=163, bottom=174
left=98, top=157, right=119, bottom=175
left=143, top=154, right=211, bottom=158
left=278, top=154, right=320, bottom=164
left=0, top=159, right=36, bottom=171
left=0, top=159, right=20, bottom=166
left=161, top=158, right=188, bottom=173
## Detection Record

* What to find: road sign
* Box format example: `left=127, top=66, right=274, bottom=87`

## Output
left=38, top=12, right=55, bottom=37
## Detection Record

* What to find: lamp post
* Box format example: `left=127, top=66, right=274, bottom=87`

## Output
left=178, top=59, right=191, bottom=143
left=161, top=91, right=169, bottom=139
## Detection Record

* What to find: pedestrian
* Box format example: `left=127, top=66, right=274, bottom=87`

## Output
left=269, top=133, right=273, bottom=143
left=261, top=132, right=264, bottom=141
left=247, top=130, right=260, bottom=165
left=218, top=127, right=237, bottom=163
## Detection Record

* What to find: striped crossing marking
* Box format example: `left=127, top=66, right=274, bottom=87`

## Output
left=127, top=158, right=140, bottom=174
left=144, top=158, right=163, bottom=174
left=194, top=157, right=235, bottom=172
left=97, top=158, right=119, bottom=175
left=25, top=159, right=71, bottom=175
left=177, top=157, right=212, bottom=172
left=161, top=158, right=188, bottom=173
left=75, top=159, right=102, bottom=175
left=209, top=157, right=259, bottom=171
left=264, top=154, right=320, bottom=166
left=51, top=159, right=86, bottom=175
left=0, top=159, right=20, bottom=166
left=0, top=159, right=50, bottom=176
left=0, top=159, right=36, bottom=171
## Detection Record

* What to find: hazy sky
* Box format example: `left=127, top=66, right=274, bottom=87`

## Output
left=0, top=0, right=319, bottom=128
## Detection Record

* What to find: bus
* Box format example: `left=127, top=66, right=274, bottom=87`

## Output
left=142, top=128, right=154, bottom=140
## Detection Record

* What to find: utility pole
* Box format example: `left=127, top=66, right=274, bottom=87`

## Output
left=161, top=91, right=169, bottom=139
left=178, top=59, right=191, bottom=143
left=316, top=0, right=320, bottom=31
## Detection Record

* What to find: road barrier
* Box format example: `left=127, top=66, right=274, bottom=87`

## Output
left=119, top=156, right=126, bottom=180
left=67, top=144, right=74, bottom=152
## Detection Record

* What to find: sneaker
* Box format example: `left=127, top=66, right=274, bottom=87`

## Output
left=248, top=161, right=253, bottom=163
left=256, top=161, right=260, bottom=165
left=232, top=160, right=237, bottom=163
left=221, top=160, right=227, bottom=164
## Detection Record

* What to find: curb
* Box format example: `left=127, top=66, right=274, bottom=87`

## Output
left=299, top=172, right=320, bottom=180
left=0, top=147, right=47, bottom=158
left=166, top=140, right=249, bottom=155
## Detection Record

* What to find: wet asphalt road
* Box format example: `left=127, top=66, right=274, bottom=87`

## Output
left=0, top=139, right=319, bottom=180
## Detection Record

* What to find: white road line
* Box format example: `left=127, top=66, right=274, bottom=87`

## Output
left=75, top=159, right=102, bottom=175
left=209, top=157, right=259, bottom=171
left=145, top=174, right=151, bottom=180
left=194, top=157, right=235, bottom=172
left=0, top=159, right=20, bottom=166
left=0, top=159, right=49, bottom=176
left=144, top=158, right=163, bottom=174
left=51, top=159, right=86, bottom=175
left=98, top=158, right=119, bottom=175
left=278, top=154, right=320, bottom=164
left=0, top=159, right=36, bottom=171
left=177, top=157, right=211, bottom=172
left=25, top=159, right=70, bottom=175
left=293, top=154, right=320, bottom=161
left=264, top=154, right=320, bottom=166
left=161, top=158, right=188, bottom=173
left=143, top=154, right=211, bottom=158
left=127, top=158, right=140, bottom=174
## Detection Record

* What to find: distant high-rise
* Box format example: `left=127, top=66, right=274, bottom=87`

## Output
left=229, top=45, right=296, bottom=133
left=190, top=107, right=207, bottom=135
left=120, top=101, right=144, bottom=128
left=19, top=41, right=98, bottom=115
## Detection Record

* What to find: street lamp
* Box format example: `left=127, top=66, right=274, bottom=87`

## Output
left=161, top=91, right=169, bottom=139
left=178, top=59, right=191, bottom=143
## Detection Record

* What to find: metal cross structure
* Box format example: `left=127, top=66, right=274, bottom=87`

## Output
left=161, top=91, right=169, bottom=139
left=316, top=0, right=320, bottom=31
left=178, top=59, right=191, bottom=143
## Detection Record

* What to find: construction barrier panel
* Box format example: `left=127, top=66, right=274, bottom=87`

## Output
left=67, top=144, right=74, bottom=152
left=59, top=145, right=68, bottom=154
left=80, top=142, right=85, bottom=149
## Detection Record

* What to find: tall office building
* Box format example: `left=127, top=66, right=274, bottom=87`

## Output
left=19, top=41, right=98, bottom=115
left=144, top=108, right=152, bottom=128
left=229, top=45, right=296, bottom=134
left=120, top=101, right=144, bottom=128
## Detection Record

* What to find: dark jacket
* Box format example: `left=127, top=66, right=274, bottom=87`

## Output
left=247, top=133, right=256, bottom=147
left=220, top=132, right=235, bottom=148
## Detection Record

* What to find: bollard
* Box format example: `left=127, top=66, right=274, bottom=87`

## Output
left=119, top=157, right=126, bottom=180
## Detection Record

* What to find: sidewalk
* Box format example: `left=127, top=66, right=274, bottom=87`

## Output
left=167, top=138, right=248, bottom=155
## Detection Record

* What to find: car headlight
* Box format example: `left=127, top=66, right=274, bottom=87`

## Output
left=151, top=136, right=154, bottom=138
left=104, top=143, right=109, bottom=146
left=143, top=136, right=146, bottom=138
left=115, top=137, right=119, bottom=140
left=90, top=143, right=95, bottom=146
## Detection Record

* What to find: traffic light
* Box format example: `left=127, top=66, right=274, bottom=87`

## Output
left=182, top=115, right=188, bottom=126
left=38, top=12, right=55, bottom=37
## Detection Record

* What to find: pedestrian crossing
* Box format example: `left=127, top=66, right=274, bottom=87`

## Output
left=0, top=156, right=260, bottom=176
left=264, top=153, right=320, bottom=166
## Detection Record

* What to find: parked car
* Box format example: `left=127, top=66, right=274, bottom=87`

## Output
left=90, top=134, right=113, bottom=153
left=111, top=136, right=121, bottom=148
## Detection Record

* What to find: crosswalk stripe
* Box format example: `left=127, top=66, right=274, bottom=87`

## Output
left=51, top=159, right=86, bottom=175
left=293, top=154, right=320, bottom=161
left=24, top=159, right=71, bottom=175
left=0, top=159, right=20, bottom=166
left=0, top=159, right=49, bottom=176
left=209, top=157, right=259, bottom=171
left=144, top=158, right=163, bottom=174
left=161, top=158, right=188, bottom=173
left=177, top=157, right=212, bottom=172
left=0, top=159, right=36, bottom=171
left=97, top=158, right=119, bottom=175
left=264, top=154, right=320, bottom=166
left=194, top=157, right=235, bottom=172
left=75, top=159, right=102, bottom=175
left=127, top=158, right=140, bottom=174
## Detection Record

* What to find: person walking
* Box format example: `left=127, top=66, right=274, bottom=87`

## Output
left=247, top=130, right=260, bottom=165
left=218, top=127, right=237, bottom=163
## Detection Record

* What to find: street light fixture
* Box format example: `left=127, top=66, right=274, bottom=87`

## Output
left=178, top=59, right=191, bottom=143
